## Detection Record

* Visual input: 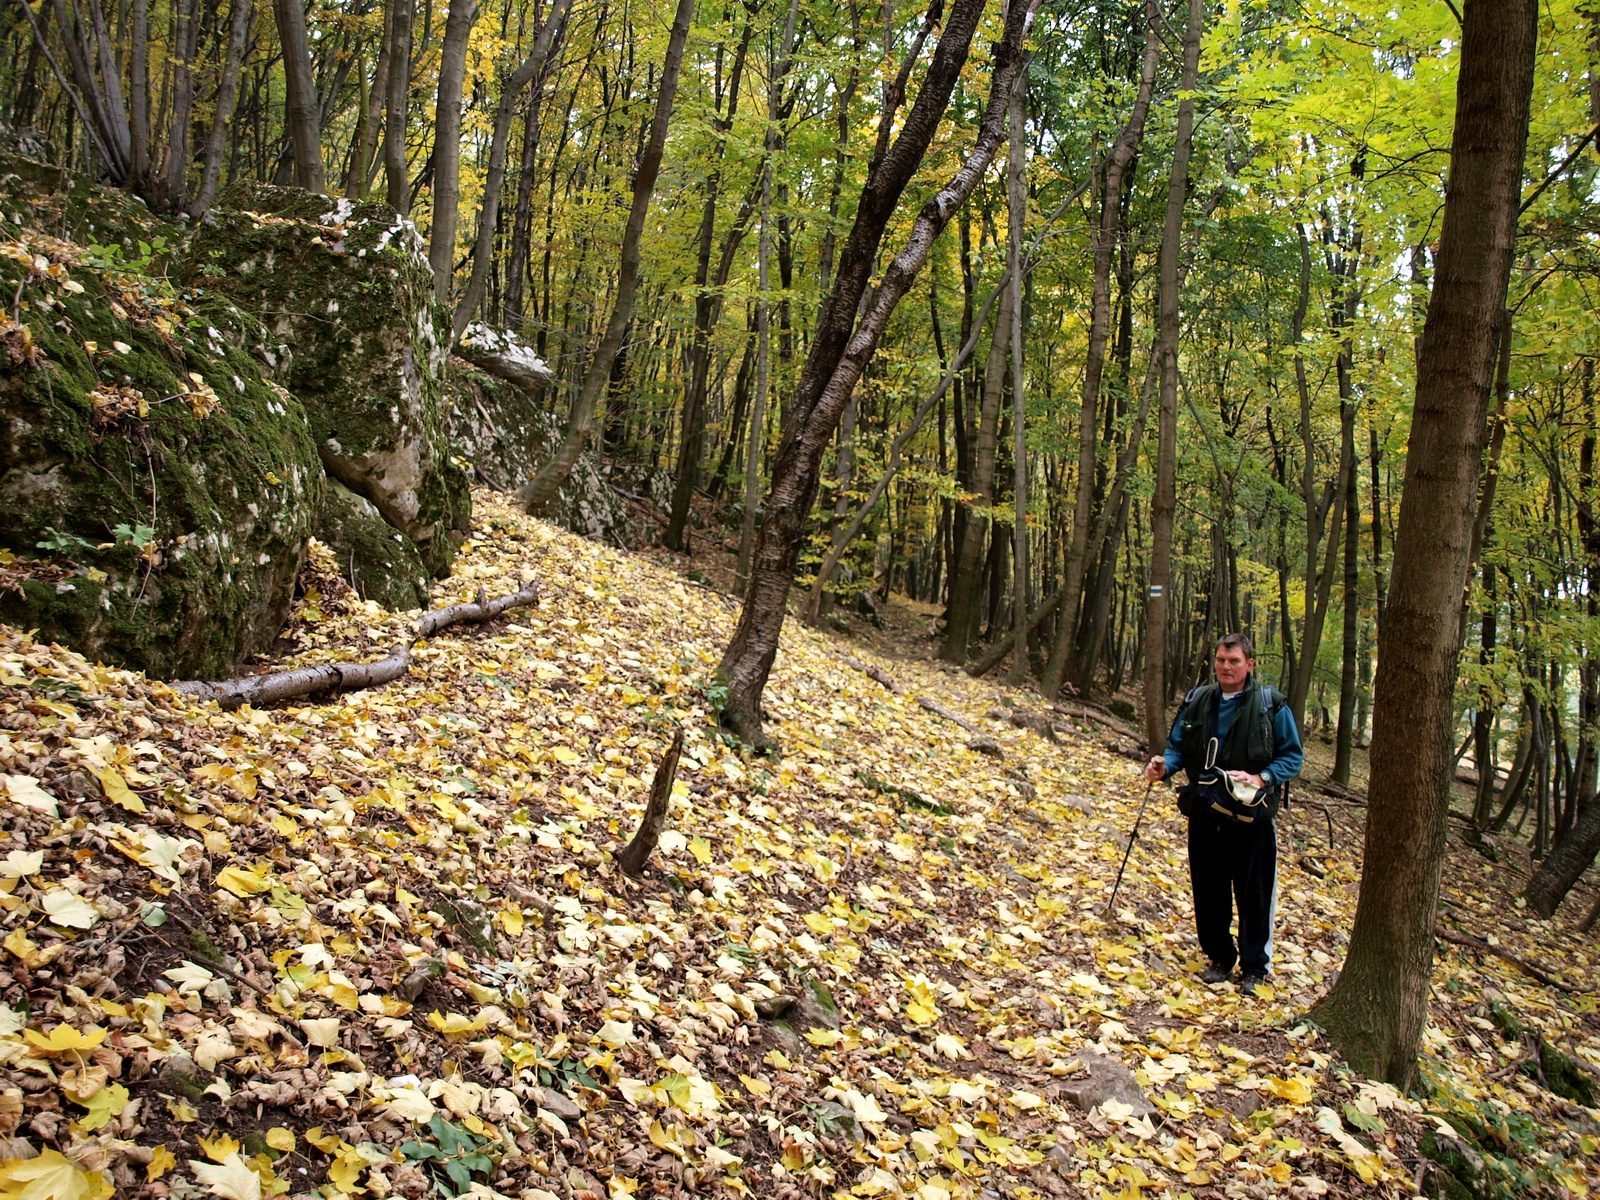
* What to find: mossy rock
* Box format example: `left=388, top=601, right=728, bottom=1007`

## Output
left=1538, top=1038, right=1597, bottom=1106
left=444, top=356, right=634, bottom=546
left=186, top=184, right=469, bottom=575
left=315, top=480, right=430, bottom=611
left=1418, top=1128, right=1491, bottom=1200
left=0, top=192, right=321, bottom=679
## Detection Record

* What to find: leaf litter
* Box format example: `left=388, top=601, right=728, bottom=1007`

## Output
left=0, top=490, right=1593, bottom=1200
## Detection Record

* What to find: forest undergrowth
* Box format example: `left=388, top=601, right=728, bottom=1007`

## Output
left=0, top=490, right=1597, bottom=1200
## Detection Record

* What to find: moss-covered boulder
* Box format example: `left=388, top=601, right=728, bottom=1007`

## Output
left=187, top=185, right=470, bottom=575
left=446, top=341, right=635, bottom=547
left=314, top=480, right=430, bottom=612
left=0, top=189, right=323, bottom=679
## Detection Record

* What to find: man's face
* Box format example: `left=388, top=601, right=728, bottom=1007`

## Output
left=1214, top=645, right=1253, bottom=691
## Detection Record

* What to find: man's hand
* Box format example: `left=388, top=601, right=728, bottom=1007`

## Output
left=1144, top=757, right=1167, bottom=782
left=1227, top=770, right=1265, bottom=789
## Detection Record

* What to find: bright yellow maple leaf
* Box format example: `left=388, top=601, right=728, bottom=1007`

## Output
left=0, top=1149, right=113, bottom=1200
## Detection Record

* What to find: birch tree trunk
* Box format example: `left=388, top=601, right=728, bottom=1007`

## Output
left=1309, top=0, right=1536, bottom=1088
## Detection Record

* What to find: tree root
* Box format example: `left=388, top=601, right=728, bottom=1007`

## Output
left=175, top=581, right=539, bottom=710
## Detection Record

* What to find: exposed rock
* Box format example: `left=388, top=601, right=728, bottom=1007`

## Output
left=314, top=479, right=430, bottom=611
left=1057, top=1049, right=1155, bottom=1116
left=189, top=185, right=470, bottom=575
left=445, top=346, right=635, bottom=547
left=0, top=164, right=323, bottom=678
left=536, top=1087, right=582, bottom=1121
left=967, top=736, right=1005, bottom=758
left=794, top=974, right=841, bottom=1031
left=755, top=993, right=796, bottom=1020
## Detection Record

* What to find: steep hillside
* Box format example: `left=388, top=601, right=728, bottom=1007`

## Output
left=0, top=492, right=1594, bottom=1200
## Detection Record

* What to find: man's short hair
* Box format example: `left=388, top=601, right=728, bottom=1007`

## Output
left=1216, top=632, right=1255, bottom=659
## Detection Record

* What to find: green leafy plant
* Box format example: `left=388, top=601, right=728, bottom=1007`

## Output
left=398, top=1114, right=497, bottom=1196
left=35, top=528, right=95, bottom=556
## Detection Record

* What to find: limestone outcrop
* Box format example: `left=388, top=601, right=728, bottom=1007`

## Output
left=189, top=185, right=471, bottom=576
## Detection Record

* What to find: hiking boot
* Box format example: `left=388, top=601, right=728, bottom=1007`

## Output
left=1239, top=974, right=1268, bottom=996
left=1199, top=963, right=1232, bottom=985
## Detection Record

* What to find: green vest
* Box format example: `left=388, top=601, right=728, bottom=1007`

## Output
left=1177, top=675, right=1279, bottom=776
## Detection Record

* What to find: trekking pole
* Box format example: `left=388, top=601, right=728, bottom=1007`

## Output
left=1106, top=779, right=1156, bottom=917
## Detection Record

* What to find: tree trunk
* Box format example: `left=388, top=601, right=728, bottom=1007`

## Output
left=194, top=0, right=252, bottom=213
left=1332, top=361, right=1361, bottom=783
left=1043, top=0, right=1158, bottom=699
left=503, top=89, right=543, bottom=327
left=1308, top=0, right=1535, bottom=1089
left=1140, top=0, right=1202, bottom=753
left=666, top=28, right=756, bottom=550
left=450, top=0, right=571, bottom=341
left=718, top=0, right=1037, bottom=743
left=519, top=0, right=694, bottom=510
left=383, top=0, right=415, bottom=211
left=1005, top=64, right=1029, bottom=685
left=428, top=0, right=479, bottom=302
left=275, top=0, right=326, bottom=193
left=942, top=284, right=1012, bottom=663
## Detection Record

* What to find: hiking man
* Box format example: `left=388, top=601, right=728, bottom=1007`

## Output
left=1143, top=633, right=1303, bottom=995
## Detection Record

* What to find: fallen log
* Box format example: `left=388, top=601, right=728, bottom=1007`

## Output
left=968, top=586, right=1064, bottom=678
left=841, top=656, right=905, bottom=695
left=175, top=581, right=539, bottom=710
left=918, top=697, right=981, bottom=733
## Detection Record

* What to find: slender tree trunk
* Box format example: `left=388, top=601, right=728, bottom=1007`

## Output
left=503, top=88, right=543, bottom=327
left=450, top=0, right=570, bottom=341
left=718, top=0, right=1037, bottom=743
left=1006, top=64, right=1029, bottom=685
left=519, top=0, right=694, bottom=510
left=942, top=285, right=1012, bottom=663
left=159, top=0, right=200, bottom=210
left=1309, top=0, right=1535, bottom=1088
left=428, top=0, right=479, bottom=302
left=194, top=0, right=252, bottom=213
left=275, top=0, right=325, bottom=193
left=1140, top=0, right=1202, bottom=753
left=349, top=20, right=392, bottom=198
left=383, top=0, right=414, bottom=211
left=1332, top=336, right=1361, bottom=784
left=809, top=277, right=1005, bottom=625
left=129, top=0, right=150, bottom=186
left=1044, top=0, right=1158, bottom=698
left=666, top=27, right=755, bottom=551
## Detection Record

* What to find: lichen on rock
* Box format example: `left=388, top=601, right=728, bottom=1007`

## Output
left=0, top=164, right=323, bottom=678
left=445, top=345, right=637, bottom=548
left=188, top=185, right=470, bottom=576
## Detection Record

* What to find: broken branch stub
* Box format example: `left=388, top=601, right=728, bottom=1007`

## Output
left=174, top=580, right=539, bottom=709
left=618, top=728, right=684, bottom=877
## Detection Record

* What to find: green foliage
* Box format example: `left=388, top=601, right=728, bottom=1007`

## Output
left=398, top=1114, right=499, bottom=1196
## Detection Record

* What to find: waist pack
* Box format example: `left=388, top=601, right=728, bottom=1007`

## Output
left=1176, top=737, right=1282, bottom=824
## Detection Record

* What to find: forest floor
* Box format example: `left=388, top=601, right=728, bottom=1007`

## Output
left=1, top=490, right=1598, bottom=1200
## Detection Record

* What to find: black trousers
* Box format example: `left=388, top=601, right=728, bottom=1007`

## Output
left=1187, top=812, right=1277, bottom=976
